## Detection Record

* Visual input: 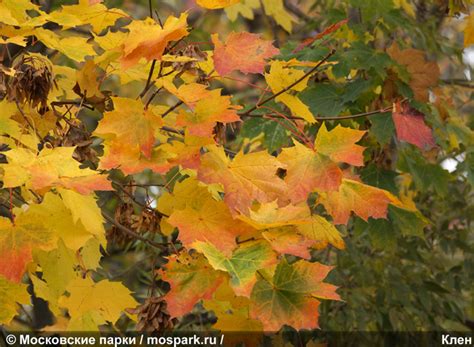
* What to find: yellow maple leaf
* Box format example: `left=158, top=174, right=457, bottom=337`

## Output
left=197, top=0, right=241, bottom=9
left=1, top=147, right=111, bottom=194
left=237, top=200, right=311, bottom=229
left=34, top=28, right=95, bottom=62
left=225, top=0, right=259, bottom=21
left=297, top=216, right=345, bottom=250
left=59, top=277, right=137, bottom=330
left=0, top=275, right=29, bottom=324
left=265, top=60, right=316, bottom=123
left=76, top=60, right=103, bottom=99
left=261, top=0, right=294, bottom=32
left=464, top=13, right=474, bottom=47
left=51, top=0, right=127, bottom=34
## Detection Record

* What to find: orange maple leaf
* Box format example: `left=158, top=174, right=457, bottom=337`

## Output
left=167, top=192, right=252, bottom=256
left=94, top=97, right=162, bottom=159
left=160, top=252, right=225, bottom=317
left=212, top=32, right=279, bottom=75
left=121, top=14, right=189, bottom=68
left=318, top=179, right=396, bottom=225
left=198, top=146, right=287, bottom=214
left=176, top=89, right=241, bottom=137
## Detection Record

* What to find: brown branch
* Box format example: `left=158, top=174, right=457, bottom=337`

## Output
left=161, top=125, right=184, bottom=135
left=102, top=211, right=167, bottom=250
left=140, top=60, right=157, bottom=98
left=283, top=0, right=312, bottom=22
left=440, top=79, right=474, bottom=88
left=51, top=100, right=94, bottom=110
left=145, top=86, right=163, bottom=108
left=111, top=180, right=169, bottom=217
left=162, top=100, right=184, bottom=118
left=240, top=49, right=336, bottom=117
left=245, top=105, right=394, bottom=121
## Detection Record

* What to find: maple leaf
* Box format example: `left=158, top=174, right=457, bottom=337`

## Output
left=196, top=0, right=240, bottom=9
left=34, top=28, right=95, bottom=62
left=121, top=14, right=189, bottom=68
left=59, top=277, right=137, bottom=330
left=0, top=204, right=59, bottom=282
left=224, top=0, right=260, bottom=21
left=250, top=259, right=339, bottom=331
left=315, top=123, right=367, bottom=166
left=464, top=14, right=474, bottom=47
left=278, top=141, right=342, bottom=203
left=195, top=240, right=277, bottom=297
left=237, top=200, right=310, bottom=229
left=161, top=252, right=225, bottom=317
left=212, top=32, right=279, bottom=75
left=318, top=179, right=398, bottom=225
left=50, top=0, right=127, bottom=34
left=94, top=97, right=162, bottom=158
left=58, top=189, right=105, bottom=238
left=387, top=43, right=439, bottom=102
left=1, top=147, right=111, bottom=194
left=176, top=89, right=241, bottom=137
left=163, top=81, right=213, bottom=108
left=203, top=281, right=263, bottom=333
left=265, top=60, right=315, bottom=122
left=33, top=239, right=77, bottom=302
left=167, top=185, right=252, bottom=255
left=198, top=145, right=287, bottom=214
left=0, top=192, right=105, bottom=283
left=160, top=131, right=214, bottom=170
left=75, top=60, right=103, bottom=99
left=0, top=275, right=30, bottom=324
left=262, top=227, right=314, bottom=259
left=297, top=215, right=345, bottom=250
left=98, top=142, right=174, bottom=175
left=157, top=177, right=216, bottom=215
left=392, top=101, right=435, bottom=150
left=261, top=0, right=294, bottom=32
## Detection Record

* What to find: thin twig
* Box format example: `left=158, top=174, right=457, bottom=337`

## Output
left=245, top=106, right=394, bottom=121
left=145, top=86, right=163, bottom=108
left=162, top=100, right=184, bottom=118
left=240, top=49, right=336, bottom=116
left=102, top=211, right=167, bottom=250
left=140, top=60, right=157, bottom=98
left=161, top=125, right=184, bottom=135
left=51, top=101, right=94, bottom=110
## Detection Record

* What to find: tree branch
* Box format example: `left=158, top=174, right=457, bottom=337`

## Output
left=239, top=49, right=336, bottom=117
left=102, top=211, right=167, bottom=250
left=245, top=105, right=393, bottom=121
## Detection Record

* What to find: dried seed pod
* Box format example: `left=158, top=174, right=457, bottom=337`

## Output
left=130, top=297, right=177, bottom=333
left=5, top=55, right=56, bottom=109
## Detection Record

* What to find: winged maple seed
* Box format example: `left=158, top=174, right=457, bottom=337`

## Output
left=0, top=0, right=456, bottom=336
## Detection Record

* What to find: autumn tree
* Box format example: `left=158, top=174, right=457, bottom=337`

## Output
left=0, top=0, right=472, bottom=343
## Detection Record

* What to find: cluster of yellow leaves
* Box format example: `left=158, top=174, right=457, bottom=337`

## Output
left=0, top=191, right=137, bottom=329
left=197, top=0, right=295, bottom=32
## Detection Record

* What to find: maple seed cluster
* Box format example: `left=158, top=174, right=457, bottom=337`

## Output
left=4, top=55, right=56, bottom=109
